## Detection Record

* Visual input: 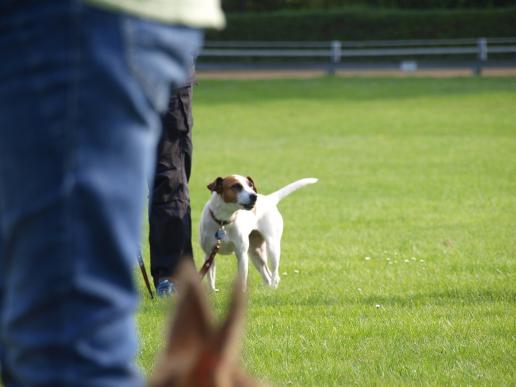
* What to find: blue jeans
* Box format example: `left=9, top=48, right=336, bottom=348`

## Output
left=0, top=2, right=202, bottom=386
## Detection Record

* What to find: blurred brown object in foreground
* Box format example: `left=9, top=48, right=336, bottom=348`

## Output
left=149, top=263, right=265, bottom=387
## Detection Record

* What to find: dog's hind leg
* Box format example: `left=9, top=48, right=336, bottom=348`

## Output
left=249, top=230, right=272, bottom=286
left=249, top=245, right=272, bottom=286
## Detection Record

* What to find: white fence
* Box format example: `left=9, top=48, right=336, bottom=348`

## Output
left=199, top=37, right=516, bottom=75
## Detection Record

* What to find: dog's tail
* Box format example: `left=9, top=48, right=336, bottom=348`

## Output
left=267, top=178, right=318, bottom=205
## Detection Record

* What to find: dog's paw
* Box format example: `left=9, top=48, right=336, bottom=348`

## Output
left=271, top=275, right=281, bottom=289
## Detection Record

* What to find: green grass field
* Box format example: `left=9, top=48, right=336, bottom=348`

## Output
left=136, top=76, right=516, bottom=385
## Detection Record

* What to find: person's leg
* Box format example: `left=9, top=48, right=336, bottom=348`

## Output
left=0, top=236, right=11, bottom=385
left=0, top=2, right=201, bottom=386
left=149, top=85, right=195, bottom=289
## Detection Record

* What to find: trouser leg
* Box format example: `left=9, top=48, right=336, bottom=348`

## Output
left=0, top=3, right=201, bottom=385
left=149, top=85, right=194, bottom=285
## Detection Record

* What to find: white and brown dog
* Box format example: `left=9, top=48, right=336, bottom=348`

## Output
left=199, top=175, right=317, bottom=291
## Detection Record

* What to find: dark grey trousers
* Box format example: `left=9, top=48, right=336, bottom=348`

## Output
left=149, top=85, right=194, bottom=285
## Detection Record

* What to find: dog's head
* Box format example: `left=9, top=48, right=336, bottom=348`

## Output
left=149, top=263, right=263, bottom=387
left=207, top=175, right=258, bottom=211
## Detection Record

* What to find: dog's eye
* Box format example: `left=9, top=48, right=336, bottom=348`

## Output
left=231, top=183, right=243, bottom=190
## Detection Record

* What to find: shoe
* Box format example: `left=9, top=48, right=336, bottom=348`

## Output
left=156, top=278, right=176, bottom=298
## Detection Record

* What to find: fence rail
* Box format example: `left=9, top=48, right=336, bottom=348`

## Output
left=199, top=37, right=516, bottom=75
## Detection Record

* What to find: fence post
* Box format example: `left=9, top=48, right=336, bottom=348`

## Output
left=474, top=37, right=487, bottom=76
left=329, top=40, right=342, bottom=76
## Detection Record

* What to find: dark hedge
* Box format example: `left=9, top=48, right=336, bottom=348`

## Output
left=207, top=7, right=516, bottom=41
left=222, top=1, right=516, bottom=12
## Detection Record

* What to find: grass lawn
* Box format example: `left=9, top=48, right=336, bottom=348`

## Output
left=136, top=76, right=516, bottom=385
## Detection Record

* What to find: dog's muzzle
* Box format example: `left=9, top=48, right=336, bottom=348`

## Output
left=242, top=193, right=257, bottom=210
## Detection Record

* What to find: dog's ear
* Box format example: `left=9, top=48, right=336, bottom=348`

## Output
left=165, top=262, right=214, bottom=357
left=149, top=261, right=216, bottom=387
left=246, top=176, right=258, bottom=193
left=207, top=177, right=224, bottom=194
left=149, top=265, right=265, bottom=387
left=198, top=277, right=248, bottom=387
left=214, top=277, right=246, bottom=365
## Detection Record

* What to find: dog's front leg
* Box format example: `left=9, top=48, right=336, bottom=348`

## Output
left=206, top=255, right=219, bottom=292
left=235, top=244, right=250, bottom=292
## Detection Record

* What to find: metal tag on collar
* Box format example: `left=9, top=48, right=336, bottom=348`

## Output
left=215, top=227, right=226, bottom=240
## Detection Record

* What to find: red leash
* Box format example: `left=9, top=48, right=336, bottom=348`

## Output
left=200, top=210, right=232, bottom=279
left=199, top=239, right=221, bottom=278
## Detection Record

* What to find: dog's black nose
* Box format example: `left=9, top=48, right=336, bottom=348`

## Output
left=250, top=193, right=257, bottom=203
